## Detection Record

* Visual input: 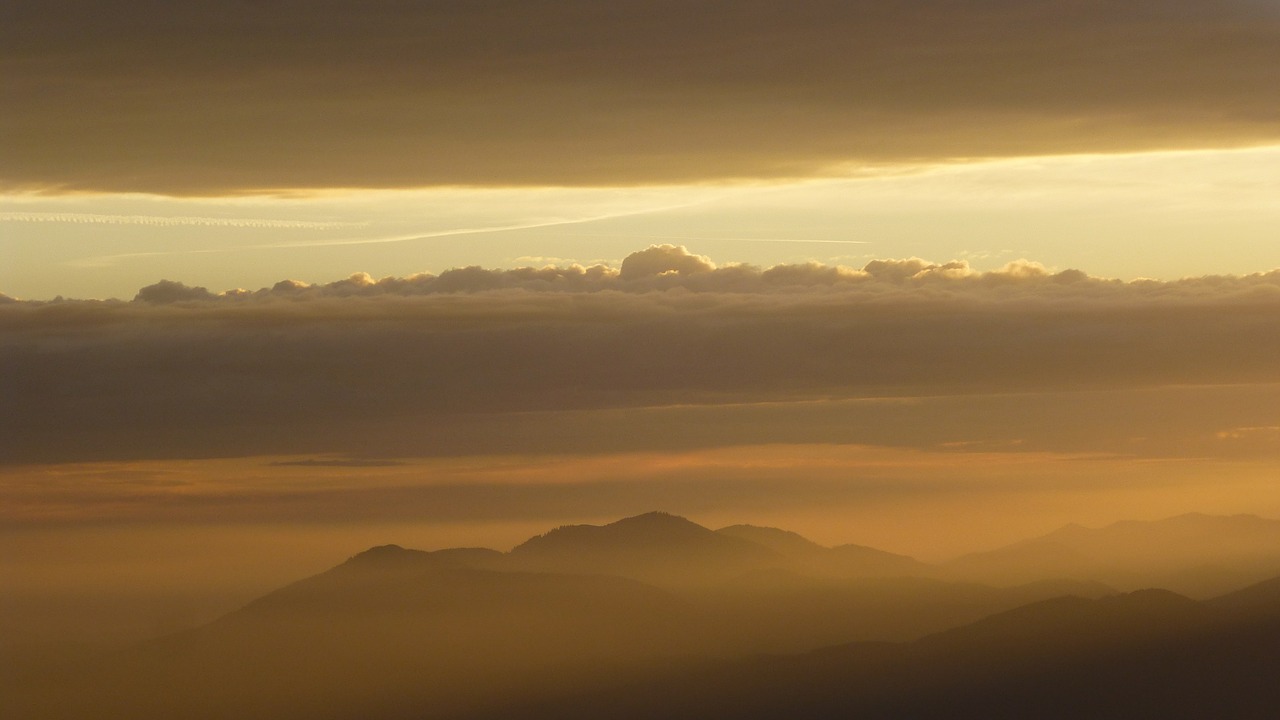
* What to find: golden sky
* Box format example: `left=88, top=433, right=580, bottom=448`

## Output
left=3, top=2, right=1280, bottom=297
left=3, top=1, right=1280, bottom=645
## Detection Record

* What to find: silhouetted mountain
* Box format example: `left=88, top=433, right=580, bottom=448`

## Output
left=943, top=512, right=1280, bottom=597
left=714, top=523, right=931, bottom=580
left=350, top=514, right=936, bottom=601
left=13, top=513, right=1279, bottom=720
left=9, top=542, right=719, bottom=720
left=692, top=573, right=1116, bottom=655
left=488, top=587, right=1280, bottom=719
left=509, top=512, right=781, bottom=586
left=823, top=542, right=931, bottom=578
left=1205, top=574, right=1280, bottom=618
left=915, top=588, right=1209, bottom=657
left=338, top=544, right=508, bottom=572
left=339, top=543, right=433, bottom=567
left=715, top=524, right=826, bottom=556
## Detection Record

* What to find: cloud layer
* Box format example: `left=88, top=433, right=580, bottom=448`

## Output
left=114, top=244, right=1280, bottom=300
left=4, top=1, right=1279, bottom=193
left=3, top=247, right=1280, bottom=464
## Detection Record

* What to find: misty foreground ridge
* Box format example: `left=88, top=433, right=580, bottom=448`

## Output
left=8, top=511, right=1280, bottom=719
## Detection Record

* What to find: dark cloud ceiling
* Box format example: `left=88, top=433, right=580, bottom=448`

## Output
left=3, top=1, right=1278, bottom=194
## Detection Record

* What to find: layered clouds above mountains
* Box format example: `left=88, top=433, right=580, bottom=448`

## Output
left=7, top=247, right=1280, bottom=635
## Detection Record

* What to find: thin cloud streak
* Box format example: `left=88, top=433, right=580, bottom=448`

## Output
left=59, top=198, right=720, bottom=270
left=0, top=212, right=353, bottom=229
left=254, top=199, right=716, bottom=250
left=581, top=235, right=872, bottom=246
left=736, top=238, right=871, bottom=245
left=65, top=251, right=175, bottom=269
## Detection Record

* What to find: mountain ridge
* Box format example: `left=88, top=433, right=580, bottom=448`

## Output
left=12, top=510, right=1280, bottom=720
left=942, top=512, right=1280, bottom=597
left=480, top=585, right=1280, bottom=719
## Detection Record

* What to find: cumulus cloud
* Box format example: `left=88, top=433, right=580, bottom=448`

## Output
left=5, top=248, right=1280, bottom=464
left=133, top=280, right=216, bottom=304
left=2, top=1, right=1278, bottom=193
left=117, top=245, right=1280, bottom=302
left=618, top=244, right=716, bottom=279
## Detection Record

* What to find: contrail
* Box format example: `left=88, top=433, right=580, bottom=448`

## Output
left=253, top=200, right=714, bottom=250
left=649, top=235, right=869, bottom=245
left=62, top=198, right=720, bottom=267
left=540, top=233, right=869, bottom=246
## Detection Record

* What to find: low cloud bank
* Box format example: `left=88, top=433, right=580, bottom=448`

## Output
left=103, top=244, right=1278, bottom=302
left=4, top=247, right=1280, bottom=464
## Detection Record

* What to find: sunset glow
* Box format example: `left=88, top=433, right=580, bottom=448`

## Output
left=4, top=2, right=1280, bottom=718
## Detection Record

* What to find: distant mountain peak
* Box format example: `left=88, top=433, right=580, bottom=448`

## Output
left=1018, top=512, right=1280, bottom=546
left=512, top=511, right=714, bottom=551
left=612, top=511, right=696, bottom=527
left=506, top=511, right=784, bottom=588
left=1118, top=587, right=1197, bottom=605
left=608, top=511, right=724, bottom=537
left=945, top=512, right=1280, bottom=598
left=351, top=543, right=408, bottom=559
left=342, top=543, right=432, bottom=568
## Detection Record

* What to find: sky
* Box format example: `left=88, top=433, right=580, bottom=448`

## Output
left=5, top=0, right=1280, bottom=299
left=3, top=0, right=1280, bottom=648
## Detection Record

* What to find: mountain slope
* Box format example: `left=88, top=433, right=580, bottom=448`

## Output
left=487, top=586, right=1280, bottom=719
left=715, top=523, right=931, bottom=579
left=8, top=545, right=719, bottom=720
left=714, top=524, right=826, bottom=556
left=943, top=513, right=1280, bottom=597
left=13, top=512, right=1278, bottom=720
left=508, top=511, right=781, bottom=586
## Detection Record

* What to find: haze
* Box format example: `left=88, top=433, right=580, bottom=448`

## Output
left=3, top=2, right=1280, bottom=718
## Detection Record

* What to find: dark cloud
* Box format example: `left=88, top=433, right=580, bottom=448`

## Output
left=2, top=1, right=1278, bottom=194
left=3, top=248, right=1280, bottom=464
